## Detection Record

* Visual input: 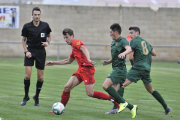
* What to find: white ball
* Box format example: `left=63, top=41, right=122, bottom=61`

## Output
left=52, top=102, right=65, bottom=115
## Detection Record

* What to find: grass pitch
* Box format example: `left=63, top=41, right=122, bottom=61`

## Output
left=0, top=57, right=179, bottom=120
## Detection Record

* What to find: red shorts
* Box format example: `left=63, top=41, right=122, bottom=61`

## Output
left=73, top=66, right=95, bottom=85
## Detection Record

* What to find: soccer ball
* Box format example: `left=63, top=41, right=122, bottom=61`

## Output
left=52, top=102, right=65, bottom=115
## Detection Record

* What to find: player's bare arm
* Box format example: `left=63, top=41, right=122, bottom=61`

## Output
left=45, top=57, right=75, bottom=66
left=22, top=36, right=31, bottom=58
left=151, top=49, right=156, bottom=56
left=129, top=52, right=134, bottom=66
left=42, top=33, right=51, bottom=47
left=80, top=45, right=96, bottom=65
left=101, top=59, right=112, bottom=66
left=118, top=47, right=132, bottom=59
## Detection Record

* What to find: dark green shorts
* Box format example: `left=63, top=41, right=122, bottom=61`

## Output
left=127, top=67, right=152, bottom=83
left=107, top=66, right=127, bottom=85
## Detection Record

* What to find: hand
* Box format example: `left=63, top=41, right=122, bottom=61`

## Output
left=26, top=52, right=32, bottom=58
left=45, top=61, right=54, bottom=66
left=101, top=60, right=109, bottom=66
left=88, top=60, right=96, bottom=66
left=41, top=42, right=49, bottom=47
left=118, top=53, right=126, bottom=59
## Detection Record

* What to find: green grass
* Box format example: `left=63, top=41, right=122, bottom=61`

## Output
left=0, top=57, right=180, bottom=120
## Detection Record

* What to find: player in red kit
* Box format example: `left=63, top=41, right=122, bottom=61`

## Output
left=46, top=28, right=119, bottom=113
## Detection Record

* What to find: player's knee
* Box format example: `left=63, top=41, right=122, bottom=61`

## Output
left=64, top=85, right=71, bottom=92
left=148, top=88, right=155, bottom=94
left=102, top=83, right=108, bottom=90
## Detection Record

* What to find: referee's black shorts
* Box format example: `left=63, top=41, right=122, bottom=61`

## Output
left=24, top=47, right=46, bottom=70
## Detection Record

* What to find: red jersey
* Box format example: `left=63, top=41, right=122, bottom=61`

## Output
left=70, top=39, right=93, bottom=68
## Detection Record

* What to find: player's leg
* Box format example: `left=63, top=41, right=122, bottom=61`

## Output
left=21, top=52, right=34, bottom=106
left=21, top=66, right=32, bottom=106
left=122, top=68, right=141, bottom=118
left=143, top=82, right=171, bottom=115
left=103, top=78, right=126, bottom=103
left=122, top=79, right=138, bottom=118
left=105, top=84, right=120, bottom=114
left=33, top=48, right=47, bottom=106
left=49, top=75, right=81, bottom=113
left=103, top=79, right=129, bottom=113
left=102, top=68, right=129, bottom=113
left=61, top=75, right=81, bottom=107
left=85, top=84, right=120, bottom=110
left=32, top=69, right=44, bottom=106
left=122, top=78, right=132, bottom=88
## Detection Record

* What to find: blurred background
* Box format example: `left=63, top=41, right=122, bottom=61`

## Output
left=0, top=0, right=180, bottom=61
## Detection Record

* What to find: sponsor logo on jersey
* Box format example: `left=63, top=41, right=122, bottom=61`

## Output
left=76, top=41, right=80, bottom=45
left=41, top=33, right=45, bottom=37
left=115, top=42, right=118, bottom=46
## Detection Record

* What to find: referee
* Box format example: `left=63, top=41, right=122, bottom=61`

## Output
left=21, top=7, right=52, bottom=106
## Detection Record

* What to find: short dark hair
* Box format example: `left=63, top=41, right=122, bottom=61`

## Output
left=62, top=28, right=74, bottom=36
left=129, top=27, right=140, bottom=35
left=32, top=7, right=41, bottom=14
left=110, top=23, right=122, bottom=34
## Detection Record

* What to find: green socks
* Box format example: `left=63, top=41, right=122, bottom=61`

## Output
left=152, top=90, right=167, bottom=110
left=106, top=86, right=125, bottom=103
left=113, top=87, right=124, bottom=109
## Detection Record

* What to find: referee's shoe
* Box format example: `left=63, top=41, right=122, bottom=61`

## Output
left=33, top=95, right=39, bottom=106
left=21, top=96, right=30, bottom=106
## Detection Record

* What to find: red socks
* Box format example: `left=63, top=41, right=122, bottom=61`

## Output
left=61, top=91, right=70, bottom=107
left=93, top=91, right=119, bottom=109
left=60, top=90, right=119, bottom=109
left=93, top=91, right=111, bottom=100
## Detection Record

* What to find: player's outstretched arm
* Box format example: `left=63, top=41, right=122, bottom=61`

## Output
left=80, top=45, right=96, bottom=66
left=22, top=36, right=32, bottom=58
left=118, top=46, right=132, bottom=59
left=151, top=49, right=156, bottom=56
left=129, top=52, right=134, bottom=66
left=101, top=59, right=112, bottom=66
left=45, top=57, right=75, bottom=66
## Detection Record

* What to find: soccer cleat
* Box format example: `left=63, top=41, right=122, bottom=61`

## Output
left=33, top=95, right=39, bottom=106
left=21, top=96, right=30, bottom=106
left=165, top=106, right=171, bottom=115
left=131, top=105, right=138, bottom=118
left=118, top=101, right=128, bottom=113
left=105, top=108, right=118, bottom=114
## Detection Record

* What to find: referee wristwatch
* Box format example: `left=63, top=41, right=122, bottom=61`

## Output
left=47, top=40, right=50, bottom=44
left=24, top=50, right=28, bottom=54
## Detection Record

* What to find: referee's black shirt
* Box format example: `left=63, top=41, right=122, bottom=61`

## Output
left=21, top=21, right=52, bottom=48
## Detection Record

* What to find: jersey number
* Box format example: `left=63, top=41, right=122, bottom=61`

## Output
left=141, top=41, right=148, bottom=55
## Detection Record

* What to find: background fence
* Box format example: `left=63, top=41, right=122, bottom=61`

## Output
left=1, top=41, right=180, bottom=61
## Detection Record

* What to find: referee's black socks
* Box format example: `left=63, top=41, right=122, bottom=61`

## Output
left=35, top=80, right=44, bottom=98
left=24, top=79, right=30, bottom=98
